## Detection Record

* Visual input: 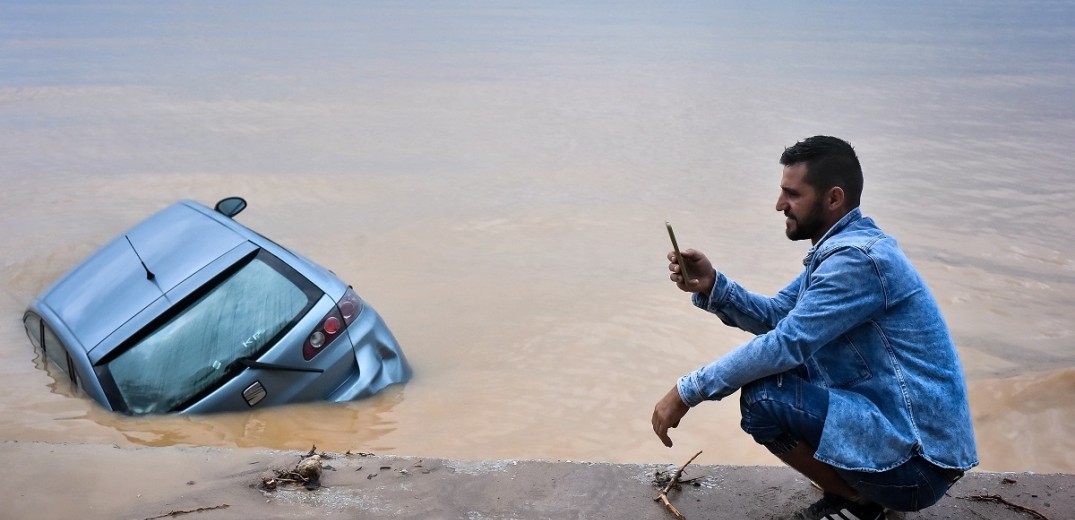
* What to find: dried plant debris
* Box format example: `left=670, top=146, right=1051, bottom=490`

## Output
left=305, top=445, right=335, bottom=459
left=653, top=450, right=703, bottom=520
left=256, top=446, right=422, bottom=492
left=651, top=464, right=704, bottom=491
left=296, top=455, right=324, bottom=482
left=260, top=447, right=327, bottom=491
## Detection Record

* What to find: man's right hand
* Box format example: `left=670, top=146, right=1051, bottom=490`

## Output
left=668, top=248, right=715, bottom=296
left=652, top=384, right=690, bottom=448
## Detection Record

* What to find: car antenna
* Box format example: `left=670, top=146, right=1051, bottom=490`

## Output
left=124, top=235, right=156, bottom=280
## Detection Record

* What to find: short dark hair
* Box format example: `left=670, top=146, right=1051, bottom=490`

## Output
left=780, top=136, right=863, bottom=209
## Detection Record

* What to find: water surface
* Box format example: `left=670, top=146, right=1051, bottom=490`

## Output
left=1, top=1, right=1073, bottom=472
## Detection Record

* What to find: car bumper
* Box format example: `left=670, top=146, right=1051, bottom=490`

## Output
left=328, top=304, right=412, bottom=402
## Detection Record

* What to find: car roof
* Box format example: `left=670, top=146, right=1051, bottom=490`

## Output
left=37, top=201, right=248, bottom=353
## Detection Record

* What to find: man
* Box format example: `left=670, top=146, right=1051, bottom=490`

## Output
left=652, top=136, right=977, bottom=519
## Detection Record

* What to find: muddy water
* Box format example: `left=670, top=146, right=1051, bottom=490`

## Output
left=1, top=1, right=1073, bottom=473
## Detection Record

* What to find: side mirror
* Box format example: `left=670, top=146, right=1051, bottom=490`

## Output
left=214, top=197, right=247, bottom=218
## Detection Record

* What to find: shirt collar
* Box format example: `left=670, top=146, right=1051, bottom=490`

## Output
left=802, top=207, right=863, bottom=265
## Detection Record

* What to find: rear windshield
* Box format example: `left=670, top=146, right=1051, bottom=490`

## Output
left=105, top=252, right=317, bottom=414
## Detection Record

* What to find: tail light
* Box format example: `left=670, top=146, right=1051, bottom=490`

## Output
left=337, top=287, right=363, bottom=326
left=303, top=287, right=364, bottom=361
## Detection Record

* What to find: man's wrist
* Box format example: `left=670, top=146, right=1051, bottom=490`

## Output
left=676, top=374, right=702, bottom=408
left=692, top=273, right=721, bottom=310
left=698, top=270, right=718, bottom=298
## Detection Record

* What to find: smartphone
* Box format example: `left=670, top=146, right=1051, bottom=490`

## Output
left=665, top=221, right=691, bottom=282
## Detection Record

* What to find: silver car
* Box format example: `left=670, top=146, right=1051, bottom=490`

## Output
left=23, top=197, right=411, bottom=415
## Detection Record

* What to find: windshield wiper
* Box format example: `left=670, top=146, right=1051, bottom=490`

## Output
left=232, top=357, right=324, bottom=373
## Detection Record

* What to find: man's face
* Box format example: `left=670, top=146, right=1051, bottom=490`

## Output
left=776, top=163, right=826, bottom=242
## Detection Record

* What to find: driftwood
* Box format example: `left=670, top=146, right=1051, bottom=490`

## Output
left=653, top=450, right=703, bottom=519
left=957, top=494, right=1051, bottom=520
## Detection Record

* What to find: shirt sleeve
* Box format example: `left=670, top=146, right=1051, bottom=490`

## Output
left=678, top=247, right=887, bottom=407
left=692, top=271, right=802, bottom=335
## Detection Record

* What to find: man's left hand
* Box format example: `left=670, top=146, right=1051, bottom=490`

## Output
left=652, top=384, right=690, bottom=447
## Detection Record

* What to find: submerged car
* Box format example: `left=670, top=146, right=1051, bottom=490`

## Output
left=23, top=197, right=411, bottom=415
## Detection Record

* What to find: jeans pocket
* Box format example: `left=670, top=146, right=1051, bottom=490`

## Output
left=851, top=480, right=919, bottom=512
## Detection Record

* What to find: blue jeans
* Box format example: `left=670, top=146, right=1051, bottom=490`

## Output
left=739, top=371, right=958, bottom=512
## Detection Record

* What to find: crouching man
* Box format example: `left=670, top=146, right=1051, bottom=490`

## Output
left=652, top=136, right=977, bottom=519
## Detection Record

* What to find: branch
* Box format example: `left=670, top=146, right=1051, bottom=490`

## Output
left=653, top=450, right=703, bottom=519
left=656, top=493, right=686, bottom=519
left=143, top=504, right=230, bottom=520
left=957, top=494, right=1050, bottom=520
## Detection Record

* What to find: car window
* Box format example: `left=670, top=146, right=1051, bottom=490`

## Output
left=105, top=253, right=317, bottom=414
left=33, top=319, right=81, bottom=386
left=42, top=322, right=70, bottom=373
left=23, top=313, right=43, bottom=350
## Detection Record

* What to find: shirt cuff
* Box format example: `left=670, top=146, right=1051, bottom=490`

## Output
left=676, top=372, right=706, bottom=408
left=691, top=271, right=731, bottom=311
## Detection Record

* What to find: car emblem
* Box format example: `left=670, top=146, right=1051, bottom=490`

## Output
left=243, top=381, right=267, bottom=406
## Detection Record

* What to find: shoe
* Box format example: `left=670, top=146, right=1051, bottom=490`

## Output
left=789, top=493, right=885, bottom=520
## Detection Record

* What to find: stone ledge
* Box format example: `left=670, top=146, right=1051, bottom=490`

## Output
left=1, top=441, right=1070, bottom=519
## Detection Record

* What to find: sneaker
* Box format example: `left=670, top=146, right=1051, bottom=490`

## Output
left=789, top=493, right=885, bottom=520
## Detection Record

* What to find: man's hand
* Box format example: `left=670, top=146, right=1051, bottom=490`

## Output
left=652, top=385, right=690, bottom=448
left=668, top=248, right=715, bottom=295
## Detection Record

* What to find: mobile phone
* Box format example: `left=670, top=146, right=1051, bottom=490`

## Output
left=665, top=221, right=691, bottom=282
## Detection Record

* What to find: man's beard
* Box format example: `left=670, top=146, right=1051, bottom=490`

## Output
left=785, top=199, right=825, bottom=241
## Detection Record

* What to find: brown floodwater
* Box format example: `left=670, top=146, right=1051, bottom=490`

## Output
left=1, top=1, right=1073, bottom=473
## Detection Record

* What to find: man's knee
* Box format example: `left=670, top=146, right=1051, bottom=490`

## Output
left=739, top=373, right=786, bottom=410
left=738, top=374, right=795, bottom=448
left=738, top=372, right=825, bottom=455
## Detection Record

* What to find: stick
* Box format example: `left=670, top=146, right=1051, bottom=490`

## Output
left=660, top=450, right=703, bottom=496
left=142, top=504, right=230, bottom=519
left=958, top=494, right=1049, bottom=517
left=657, top=494, right=686, bottom=519
left=653, top=450, right=703, bottom=519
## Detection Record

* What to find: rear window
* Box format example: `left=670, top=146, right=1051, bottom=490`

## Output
left=105, top=252, right=318, bottom=414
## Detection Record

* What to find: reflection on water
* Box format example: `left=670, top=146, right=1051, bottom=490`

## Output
left=1, top=1, right=1073, bottom=473
left=104, top=389, right=406, bottom=451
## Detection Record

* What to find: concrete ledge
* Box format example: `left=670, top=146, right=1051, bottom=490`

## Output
left=2, top=441, right=1071, bottom=519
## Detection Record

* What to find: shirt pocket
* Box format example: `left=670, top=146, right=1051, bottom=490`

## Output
left=807, top=326, right=874, bottom=389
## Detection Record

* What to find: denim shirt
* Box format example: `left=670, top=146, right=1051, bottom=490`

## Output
left=678, top=208, right=978, bottom=472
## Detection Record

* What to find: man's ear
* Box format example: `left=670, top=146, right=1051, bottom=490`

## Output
left=826, top=186, right=846, bottom=211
